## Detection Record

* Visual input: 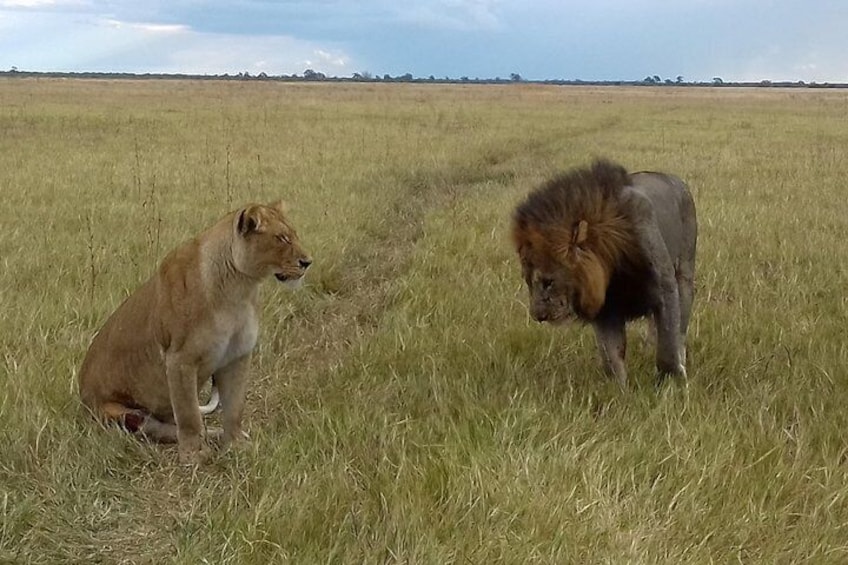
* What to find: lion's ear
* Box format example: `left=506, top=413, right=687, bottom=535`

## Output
left=237, top=206, right=262, bottom=235
left=572, top=220, right=589, bottom=247
left=268, top=200, right=289, bottom=215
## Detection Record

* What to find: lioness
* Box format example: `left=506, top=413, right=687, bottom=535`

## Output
left=79, top=201, right=311, bottom=464
left=512, top=159, right=697, bottom=385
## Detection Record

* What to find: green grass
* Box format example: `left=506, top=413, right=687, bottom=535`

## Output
left=2, top=79, right=848, bottom=563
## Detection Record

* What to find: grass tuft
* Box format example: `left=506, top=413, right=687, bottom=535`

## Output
left=2, top=80, right=848, bottom=562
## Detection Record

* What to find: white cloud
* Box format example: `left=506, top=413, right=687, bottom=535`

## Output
left=163, top=34, right=351, bottom=76
left=718, top=44, right=848, bottom=83
left=1, top=0, right=847, bottom=81
left=0, top=11, right=355, bottom=75
left=100, top=18, right=189, bottom=34
left=314, top=48, right=348, bottom=67
left=0, top=0, right=78, bottom=6
left=398, top=0, right=502, bottom=31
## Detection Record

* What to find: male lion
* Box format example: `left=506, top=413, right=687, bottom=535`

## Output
left=79, top=201, right=312, bottom=464
left=512, top=159, right=697, bottom=385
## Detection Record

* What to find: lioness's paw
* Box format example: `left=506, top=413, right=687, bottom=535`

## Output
left=178, top=444, right=212, bottom=466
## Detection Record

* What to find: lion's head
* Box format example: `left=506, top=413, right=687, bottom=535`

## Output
left=512, top=159, right=642, bottom=323
left=232, top=201, right=312, bottom=288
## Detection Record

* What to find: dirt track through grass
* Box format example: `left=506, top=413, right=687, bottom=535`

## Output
left=249, top=152, right=519, bottom=430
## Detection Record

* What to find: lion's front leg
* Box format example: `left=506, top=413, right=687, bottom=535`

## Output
left=653, top=281, right=686, bottom=379
left=593, top=319, right=628, bottom=387
left=214, top=355, right=251, bottom=446
left=165, top=355, right=210, bottom=464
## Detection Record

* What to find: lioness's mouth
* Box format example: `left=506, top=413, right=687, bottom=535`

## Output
left=275, top=273, right=305, bottom=289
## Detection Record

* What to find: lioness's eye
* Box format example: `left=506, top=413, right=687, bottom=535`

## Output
left=277, top=234, right=291, bottom=245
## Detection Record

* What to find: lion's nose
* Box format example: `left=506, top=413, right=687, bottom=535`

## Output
left=532, top=311, right=549, bottom=322
left=299, top=258, right=313, bottom=270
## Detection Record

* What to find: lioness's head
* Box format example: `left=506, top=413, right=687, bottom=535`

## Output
left=512, top=218, right=610, bottom=324
left=232, top=201, right=312, bottom=288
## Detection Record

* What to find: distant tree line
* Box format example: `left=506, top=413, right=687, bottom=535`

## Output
left=1, top=66, right=843, bottom=88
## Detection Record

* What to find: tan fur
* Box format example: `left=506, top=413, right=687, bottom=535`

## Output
left=78, top=201, right=311, bottom=464
left=571, top=250, right=610, bottom=319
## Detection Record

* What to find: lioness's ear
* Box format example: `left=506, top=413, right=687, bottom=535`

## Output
left=572, top=220, right=589, bottom=246
left=268, top=200, right=289, bottom=215
left=237, top=206, right=262, bottom=235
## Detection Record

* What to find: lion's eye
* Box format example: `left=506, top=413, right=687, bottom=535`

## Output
left=277, top=234, right=291, bottom=245
left=540, top=278, right=554, bottom=290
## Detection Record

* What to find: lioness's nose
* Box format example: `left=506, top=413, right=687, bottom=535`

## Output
left=299, top=258, right=313, bottom=269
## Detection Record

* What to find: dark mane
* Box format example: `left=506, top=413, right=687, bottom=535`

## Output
left=511, top=158, right=643, bottom=272
left=513, top=159, right=631, bottom=231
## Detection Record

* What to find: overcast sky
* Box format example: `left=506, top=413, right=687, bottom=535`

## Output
left=1, top=0, right=846, bottom=82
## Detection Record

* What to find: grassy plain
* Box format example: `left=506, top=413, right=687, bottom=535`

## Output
left=1, top=79, right=848, bottom=563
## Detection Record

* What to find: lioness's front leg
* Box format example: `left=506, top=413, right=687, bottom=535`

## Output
left=214, top=355, right=251, bottom=446
left=165, top=355, right=209, bottom=464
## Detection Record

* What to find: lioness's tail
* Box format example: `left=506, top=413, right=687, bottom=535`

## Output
left=98, top=402, right=179, bottom=443
left=199, top=386, right=220, bottom=415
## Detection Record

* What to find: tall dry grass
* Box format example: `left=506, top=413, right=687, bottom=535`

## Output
left=1, top=79, right=848, bottom=563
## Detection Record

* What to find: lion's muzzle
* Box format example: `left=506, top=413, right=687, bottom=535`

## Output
left=532, top=310, right=551, bottom=323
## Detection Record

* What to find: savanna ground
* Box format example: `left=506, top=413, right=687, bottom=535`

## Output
left=1, top=79, right=848, bottom=564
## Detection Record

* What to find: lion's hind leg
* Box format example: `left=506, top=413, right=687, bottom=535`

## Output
left=99, top=402, right=179, bottom=443
left=675, top=258, right=695, bottom=368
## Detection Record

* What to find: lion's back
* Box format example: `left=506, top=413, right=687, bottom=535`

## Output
left=629, top=171, right=697, bottom=264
